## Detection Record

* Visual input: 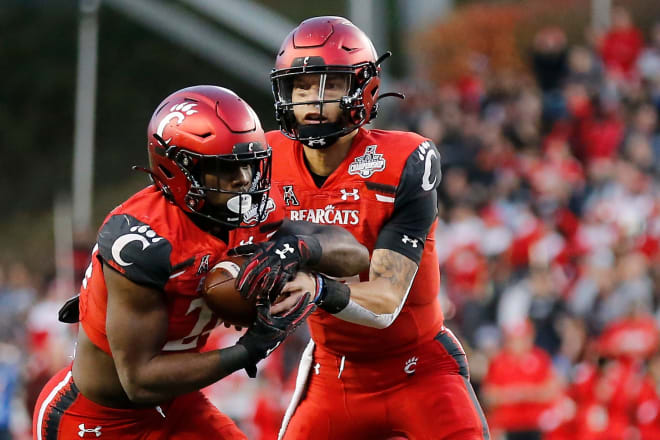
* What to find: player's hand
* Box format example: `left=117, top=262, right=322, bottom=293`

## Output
left=236, top=293, right=316, bottom=377
left=271, top=272, right=317, bottom=315
left=230, top=235, right=321, bottom=302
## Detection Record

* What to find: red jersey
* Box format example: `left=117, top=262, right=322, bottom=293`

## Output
left=636, top=375, right=660, bottom=440
left=268, top=128, right=443, bottom=358
left=79, top=185, right=284, bottom=355
left=483, top=347, right=557, bottom=431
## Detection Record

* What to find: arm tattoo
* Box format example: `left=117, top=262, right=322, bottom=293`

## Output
left=370, top=249, right=418, bottom=292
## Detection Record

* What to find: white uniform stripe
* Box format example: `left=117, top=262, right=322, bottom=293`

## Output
left=36, top=370, right=72, bottom=440
left=169, top=270, right=186, bottom=279
left=375, top=194, right=395, bottom=203
left=278, top=339, right=315, bottom=440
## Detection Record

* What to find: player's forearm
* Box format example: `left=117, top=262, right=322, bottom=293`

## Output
left=349, top=248, right=418, bottom=314
left=313, top=278, right=401, bottom=329
left=300, top=226, right=369, bottom=276
left=344, top=278, right=404, bottom=315
left=116, top=345, right=250, bottom=404
left=313, top=249, right=417, bottom=329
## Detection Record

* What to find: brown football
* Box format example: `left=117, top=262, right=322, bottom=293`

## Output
left=202, top=256, right=256, bottom=327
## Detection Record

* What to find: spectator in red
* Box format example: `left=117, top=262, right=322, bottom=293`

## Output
left=483, top=320, right=563, bottom=440
left=598, top=6, right=644, bottom=81
left=556, top=307, right=656, bottom=440
left=635, top=353, right=660, bottom=440
left=524, top=137, right=584, bottom=213
left=597, top=309, right=658, bottom=360
left=571, top=356, right=646, bottom=440
left=573, top=95, right=624, bottom=165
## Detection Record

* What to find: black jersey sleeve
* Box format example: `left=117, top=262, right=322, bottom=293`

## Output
left=97, top=214, right=173, bottom=290
left=374, top=140, right=441, bottom=263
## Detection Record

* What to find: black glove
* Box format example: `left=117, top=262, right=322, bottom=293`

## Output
left=58, top=295, right=81, bottom=323
left=231, top=235, right=322, bottom=302
left=236, top=293, right=316, bottom=377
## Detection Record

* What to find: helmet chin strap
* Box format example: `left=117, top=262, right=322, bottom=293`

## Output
left=298, top=123, right=343, bottom=149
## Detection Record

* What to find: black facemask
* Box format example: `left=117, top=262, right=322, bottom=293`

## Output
left=298, top=123, right=344, bottom=149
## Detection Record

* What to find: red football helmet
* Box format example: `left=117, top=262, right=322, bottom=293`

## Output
left=271, top=16, right=386, bottom=148
left=145, top=85, right=271, bottom=228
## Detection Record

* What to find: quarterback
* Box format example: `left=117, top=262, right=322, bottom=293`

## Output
left=236, top=16, right=490, bottom=440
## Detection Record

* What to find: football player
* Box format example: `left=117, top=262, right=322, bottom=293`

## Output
left=236, top=17, right=490, bottom=439
left=32, top=86, right=369, bottom=440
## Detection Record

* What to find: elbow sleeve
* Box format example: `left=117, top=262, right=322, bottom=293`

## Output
left=333, top=299, right=402, bottom=329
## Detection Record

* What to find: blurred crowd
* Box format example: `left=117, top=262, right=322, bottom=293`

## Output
left=3, top=5, right=660, bottom=440
left=385, top=6, right=660, bottom=440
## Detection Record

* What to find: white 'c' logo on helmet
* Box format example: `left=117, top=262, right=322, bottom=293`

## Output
left=156, top=103, right=198, bottom=144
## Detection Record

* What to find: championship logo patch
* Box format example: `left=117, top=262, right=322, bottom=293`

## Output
left=348, top=145, right=386, bottom=178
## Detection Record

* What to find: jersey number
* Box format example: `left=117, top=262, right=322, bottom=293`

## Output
left=162, top=298, right=217, bottom=351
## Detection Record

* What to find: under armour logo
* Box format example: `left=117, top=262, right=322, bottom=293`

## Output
left=404, top=356, right=418, bottom=375
left=78, top=424, right=102, bottom=438
left=275, top=243, right=294, bottom=259
left=240, top=236, right=254, bottom=246
left=307, top=138, right=326, bottom=146
left=401, top=235, right=418, bottom=248
left=340, top=189, right=359, bottom=200
left=313, top=363, right=321, bottom=375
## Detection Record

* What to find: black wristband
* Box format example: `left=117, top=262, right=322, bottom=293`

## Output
left=316, top=275, right=350, bottom=314
left=298, top=234, right=323, bottom=266
left=218, top=344, right=255, bottom=377
left=235, top=334, right=266, bottom=366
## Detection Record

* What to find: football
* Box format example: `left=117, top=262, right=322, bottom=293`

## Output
left=203, top=256, right=256, bottom=327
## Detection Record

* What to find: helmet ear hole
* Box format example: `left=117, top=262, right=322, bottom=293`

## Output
left=158, top=165, right=174, bottom=179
